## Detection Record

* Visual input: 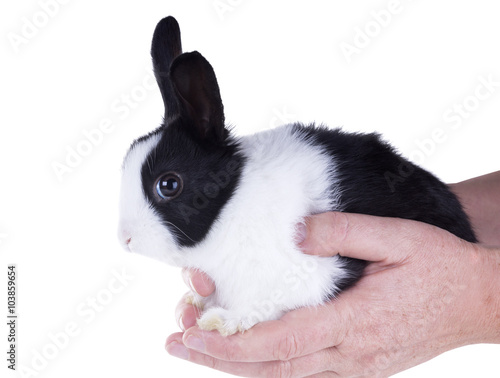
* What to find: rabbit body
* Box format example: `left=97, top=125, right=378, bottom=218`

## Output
left=118, top=17, right=476, bottom=336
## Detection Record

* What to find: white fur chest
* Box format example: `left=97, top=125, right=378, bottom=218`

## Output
left=185, top=125, right=348, bottom=335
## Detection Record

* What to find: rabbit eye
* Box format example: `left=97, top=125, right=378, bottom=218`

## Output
left=155, top=173, right=183, bottom=200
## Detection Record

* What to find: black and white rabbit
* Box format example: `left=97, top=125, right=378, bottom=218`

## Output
left=118, top=16, right=476, bottom=336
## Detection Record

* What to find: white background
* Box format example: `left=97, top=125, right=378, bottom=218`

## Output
left=1, top=0, right=499, bottom=377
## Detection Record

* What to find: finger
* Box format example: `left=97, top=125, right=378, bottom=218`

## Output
left=306, top=373, right=339, bottom=378
left=166, top=339, right=340, bottom=377
left=179, top=303, right=347, bottom=363
left=182, top=268, right=216, bottom=297
left=166, top=332, right=184, bottom=346
left=166, top=344, right=258, bottom=377
left=175, top=292, right=202, bottom=331
left=299, top=212, right=452, bottom=262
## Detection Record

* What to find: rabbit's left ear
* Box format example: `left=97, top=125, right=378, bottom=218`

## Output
left=169, top=51, right=226, bottom=144
left=151, top=16, right=183, bottom=121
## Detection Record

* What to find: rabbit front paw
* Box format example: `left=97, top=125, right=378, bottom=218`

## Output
left=185, top=292, right=205, bottom=310
left=197, top=307, right=255, bottom=336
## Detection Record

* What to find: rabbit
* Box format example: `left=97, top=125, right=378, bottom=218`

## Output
left=117, top=16, right=477, bottom=336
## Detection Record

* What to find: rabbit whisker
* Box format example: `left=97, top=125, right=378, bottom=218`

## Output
left=165, top=221, right=196, bottom=244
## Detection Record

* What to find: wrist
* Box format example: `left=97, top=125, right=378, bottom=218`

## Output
left=482, top=247, right=500, bottom=343
left=465, top=245, right=500, bottom=344
left=436, top=243, right=500, bottom=351
left=449, top=172, right=500, bottom=246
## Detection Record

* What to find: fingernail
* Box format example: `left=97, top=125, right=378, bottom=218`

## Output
left=188, top=276, right=196, bottom=293
left=182, top=269, right=197, bottom=293
left=294, top=223, right=307, bottom=245
left=181, top=268, right=190, bottom=287
left=199, top=274, right=211, bottom=291
left=177, top=315, right=185, bottom=331
left=185, top=336, right=206, bottom=352
left=166, top=342, right=189, bottom=360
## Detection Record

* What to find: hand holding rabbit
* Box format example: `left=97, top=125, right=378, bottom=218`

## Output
left=167, top=212, right=500, bottom=377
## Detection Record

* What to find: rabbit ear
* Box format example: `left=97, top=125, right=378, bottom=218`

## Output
left=151, top=16, right=182, bottom=120
left=170, top=51, right=226, bottom=144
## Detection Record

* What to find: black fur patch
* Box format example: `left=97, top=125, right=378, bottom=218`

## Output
left=141, top=119, right=245, bottom=247
left=293, top=123, right=477, bottom=293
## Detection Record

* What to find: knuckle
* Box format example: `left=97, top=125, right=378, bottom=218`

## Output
left=454, top=234, right=473, bottom=255
left=205, top=354, right=220, bottom=370
left=325, top=212, right=350, bottom=250
left=274, top=331, right=302, bottom=361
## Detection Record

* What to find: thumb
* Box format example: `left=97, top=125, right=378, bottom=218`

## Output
left=297, top=212, right=448, bottom=263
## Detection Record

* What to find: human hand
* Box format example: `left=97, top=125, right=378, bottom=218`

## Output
left=175, top=268, right=216, bottom=332
left=167, top=212, right=500, bottom=377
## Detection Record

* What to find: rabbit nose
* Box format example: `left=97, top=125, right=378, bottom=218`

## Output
left=121, top=235, right=132, bottom=251
left=118, top=225, right=133, bottom=250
